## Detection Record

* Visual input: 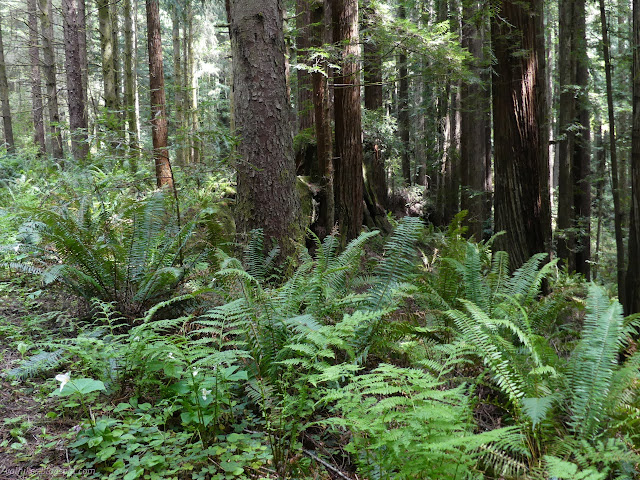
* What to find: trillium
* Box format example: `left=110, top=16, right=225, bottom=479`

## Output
left=192, top=367, right=199, bottom=377
left=55, top=372, right=71, bottom=392
left=167, top=352, right=175, bottom=360
left=201, top=388, right=212, bottom=401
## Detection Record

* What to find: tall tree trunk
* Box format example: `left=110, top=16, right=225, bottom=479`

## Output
left=172, top=5, right=184, bottom=165
left=124, top=0, right=140, bottom=168
left=492, top=0, right=551, bottom=269
left=0, top=17, right=15, bottom=154
left=39, top=0, right=64, bottom=159
left=62, top=0, right=89, bottom=162
left=626, top=0, right=640, bottom=314
left=187, top=6, right=200, bottom=163
left=398, top=4, right=411, bottom=186
left=460, top=0, right=487, bottom=241
left=227, top=0, right=303, bottom=258
left=27, top=0, right=47, bottom=156
left=593, top=117, right=605, bottom=281
left=295, top=0, right=315, bottom=175
left=146, top=0, right=173, bottom=188
left=572, top=0, right=591, bottom=280
left=97, top=0, right=119, bottom=136
left=310, top=0, right=334, bottom=239
left=556, top=0, right=576, bottom=269
left=332, top=0, right=364, bottom=244
left=77, top=0, right=88, bottom=123
left=111, top=0, right=121, bottom=110
left=599, top=0, right=626, bottom=305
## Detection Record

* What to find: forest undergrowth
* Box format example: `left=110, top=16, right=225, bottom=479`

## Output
left=1, top=164, right=640, bottom=480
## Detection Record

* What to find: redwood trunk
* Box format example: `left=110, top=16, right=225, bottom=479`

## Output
left=492, top=0, right=551, bottom=269
left=146, top=0, right=173, bottom=188
left=311, top=0, right=334, bottom=239
left=332, top=0, right=364, bottom=244
left=627, top=0, right=640, bottom=314
left=599, top=0, right=626, bottom=305
left=398, top=4, right=411, bottom=186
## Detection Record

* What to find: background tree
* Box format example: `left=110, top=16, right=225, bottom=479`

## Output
left=39, top=0, right=64, bottom=159
left=27, top=0, right=46, bottom=156
left=62, top=0, right=89, bottom=162
left=146, top=0, right=173, bottom=188
left=332, top=0, right=363, bottom=244
left=0, top=16, right=14, bottom=154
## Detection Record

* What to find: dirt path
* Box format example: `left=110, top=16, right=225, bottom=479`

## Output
left=0, top=292, right=76, bottom=480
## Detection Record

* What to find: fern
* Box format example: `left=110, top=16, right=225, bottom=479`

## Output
left=568, top=283, right=626, bottom=439
left=6, top=349, right=65, bottom=380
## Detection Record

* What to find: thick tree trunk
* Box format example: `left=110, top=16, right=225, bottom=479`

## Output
left=27, top=0, right=47, bottom=156
left=626, top=0, right=640, bottom=314
left=171, top=6, right=184, bottom=165
left=227, top=0, right=303, bottom=257
left=492, top=0, right=551, bottom=270
left=62, top=0, right=89, bottom=162
left=111, top=0, right=121, bottom=109
left=460, top=0, right=487, bottom=241
left=0, top=18, right=15, bottom=154
left=398, top=4, right=411, bottom=186
left=146, top=0, right=173, bottom=188
left=39, top=0, right=64, bottom=159
left=599, top=0, right=626, bottom=305
left=593, top=117, right=605, bottom=281
left=124, top=0, right=140, bottom=167
left=97, top=0, right=119, bottom=136
left=310, top=0, right=334, bottom=239
left=332, top=0, right=364, bottom=244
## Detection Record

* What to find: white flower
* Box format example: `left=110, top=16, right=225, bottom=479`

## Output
left=133, top=336, right=140, bottom=342
left=192, top=367, right=199, bottom=377
left=55, top=372, right=71, bottom=392
left=167, top=352, right=175, bottom=359
left=201, top=388, right=212, bottom=401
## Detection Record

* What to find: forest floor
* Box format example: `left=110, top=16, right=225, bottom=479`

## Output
left=0, top=283, right=77, bottom=480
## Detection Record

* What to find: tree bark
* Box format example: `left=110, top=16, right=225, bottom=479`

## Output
left=332, top=0, right=364, bottom=244
left=27, top=0, right=47, bottom=156
left=124, top=0, right=140, bottom=167
left=172, top=5, right=184, bottom=165
left=599, top=0, right=626, bottom=305
left=398, top=4, right=411, bottom=186
left=295, top=0, right=316, bottom=176
left=626, top=0, right=640, bottom=314
left=187, top=5, right=200, bottom=163
left=227, top=0, right=303, bottom=257
left=310, top=0, right=334, bottom=239
left=97, top=0, right=119, bottom=136
left=572, top=0, right=591, bottom=280
left=0, top=17, right=15, bottom=154
left=492, top=0, right=551, bottom=270
left=146, top=0, right=173, bottom=188
left=460, top=0, right=488, bottom=241
left=62, top=0, right=89, bottom=162
left=39, top=0, right=64, bottom=159
left=77, top=0, right=88, bottom=122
